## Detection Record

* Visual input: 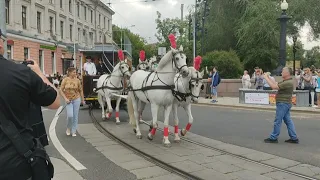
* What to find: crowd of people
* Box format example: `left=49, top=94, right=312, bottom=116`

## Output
left=241, top=66, right=320, bottom=107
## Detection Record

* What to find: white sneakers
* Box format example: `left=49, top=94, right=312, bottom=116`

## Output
left=66, top=128, right=77, bottom=137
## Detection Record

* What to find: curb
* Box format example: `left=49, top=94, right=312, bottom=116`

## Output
left=194, top=102, right=320, bottom=114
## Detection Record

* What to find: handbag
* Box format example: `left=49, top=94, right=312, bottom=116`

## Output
left=0, top=112, right=54, bottom=180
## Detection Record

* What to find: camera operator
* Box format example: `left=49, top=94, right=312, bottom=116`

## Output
left=0, top=29, right=60, bottom=180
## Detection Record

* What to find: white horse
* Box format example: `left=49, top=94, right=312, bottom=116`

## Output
left=171, top=67, right=204, bottom=142
left=127, top=46, right=189, bottom=147
left=148, top=56, right=158, bottom=72
left=96, top=51, right=131, bottom=124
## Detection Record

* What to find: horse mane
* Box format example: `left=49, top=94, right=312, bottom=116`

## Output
left=156, top=50, right=174, bottom=71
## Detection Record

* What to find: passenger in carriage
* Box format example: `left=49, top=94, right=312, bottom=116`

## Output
left=96, top=59, right=108, bottom=75
left=83, top=56, right=97, bottom=76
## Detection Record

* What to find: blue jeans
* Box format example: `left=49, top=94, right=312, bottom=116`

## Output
left=270, top=102, right=298, bottom=140
left=66, top=98, right=81, bottom=134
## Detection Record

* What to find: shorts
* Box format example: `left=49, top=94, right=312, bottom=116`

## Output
left=211, top=86, right=218, bottom=95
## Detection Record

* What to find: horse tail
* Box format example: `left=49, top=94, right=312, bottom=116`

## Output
left=127, top=92, right=136, bottom=127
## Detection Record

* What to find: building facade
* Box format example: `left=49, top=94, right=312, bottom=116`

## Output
left=5, top=0, right=114, bottom=75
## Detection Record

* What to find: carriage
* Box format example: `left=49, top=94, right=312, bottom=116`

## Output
left=80, top=47, right=132, bottom=110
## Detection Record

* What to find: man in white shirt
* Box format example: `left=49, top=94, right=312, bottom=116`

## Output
left=83, top=56, right=97, bottom=75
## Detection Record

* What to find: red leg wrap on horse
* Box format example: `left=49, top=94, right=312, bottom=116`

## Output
left=150, top=128, right=156, bottom=135
left=115, top=112, right=119, bottom=118
left=174, top=125, right=179, bottom=134
left=164, top=127, right=169, bottom=137
left=186, top=123, right=192, bottom=131
left=108, top=113, right=112, bottom=117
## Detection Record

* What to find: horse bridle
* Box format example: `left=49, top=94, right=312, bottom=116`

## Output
left=172, top=51, right=188, bottom=73
left=137, top=62, right=149, bottom=70
left=118, top=61, right=131, bottom=76
left=174, top=71, right=204, bottom=101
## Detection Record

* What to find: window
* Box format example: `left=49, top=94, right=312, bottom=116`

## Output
left=84, top=6, right=87, bottom=20
left=104, top=17, right=106, bottom=29
left=78, top=28, right=80, bottom=41
left=49, top=0, right=54, bottom=4
left=89, top=32, right=93, bottom=46
left=49, top=16, right=53, bottom=36
left=70, top=25, right=73, bottom=41
left=99, top=14, right=101, bottom=26
left=5, top=0, right=9, bottom=24
left=60, top=21, right=64, bottom=39
left=77, top=2, right=80, bottom=17
left=69, top=0, right=72, bottom=13
left=108, top=19, right=110, bottom=31
left=90, top=10, right=93, bottom=23
left=7, top=45, right=12, bottom=59
left=22, top=6, right=27, bottom=29
left=24, top=47, right=29, bottom=60
left=60, top=0, right=63, bottom=9
left=37, top=12, right=41, bottom=33
left=51, top=52, right=55, bottom=73
left=83, top=30, right=86, bottom=43
left=39, top=50, right=43, bottom=72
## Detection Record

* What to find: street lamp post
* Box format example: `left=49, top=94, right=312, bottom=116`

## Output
left=276, top=0, right=291, bottom=75
left=292, top=35, right=297, bottom=73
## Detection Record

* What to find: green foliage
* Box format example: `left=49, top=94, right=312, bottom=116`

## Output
left=303, top=46, right=320, bottom=68
left=202, top=50, right=243, bottom=79
left=202, top=0, right=320, bottom=72
left=112, top=25, right=156, bottom=66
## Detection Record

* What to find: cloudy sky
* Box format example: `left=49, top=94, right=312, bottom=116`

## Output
left=102, top=0, right=319, bottom=50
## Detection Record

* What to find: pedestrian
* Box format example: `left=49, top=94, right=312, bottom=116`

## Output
left=263, top=67, right=299, bottom=144
left=254, top=69, right=264, bottom=90
left=0, top=29, right=60, bottom=180
left=262, top=72, right=275, bottom=90
left=302, top=68, right=314, bottom=106
left=241, top=70, right=251, bottom=89
left=208, top=66, right=221, bottom=103
left=83, top=56, right=97, bottom=76
left=60, top=67, right=85, bottom=137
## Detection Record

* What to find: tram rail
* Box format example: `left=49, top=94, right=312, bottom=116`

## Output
left=89, top=105, right=203, bottom=180
left=139, top=120, right=319, bottom=180
left=89, top=105, right=318, bottom=180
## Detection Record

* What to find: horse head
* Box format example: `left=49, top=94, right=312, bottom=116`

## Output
left=113, top=50, right=131, bottom=77
left=157, top=34, right=189, bottom=76
left=136, top=50, right=150, bottom=71
left=188, top=68, right=205, bottom=103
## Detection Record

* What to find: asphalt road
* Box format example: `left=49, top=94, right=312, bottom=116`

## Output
left=137, top=104, right=320, bottom=167
left=42, top=106, right=136, bottom=180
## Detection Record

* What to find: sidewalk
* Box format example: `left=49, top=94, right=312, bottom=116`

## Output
left=198, top=97, right=320, bottom=113
left=51, top=157, right=84, bottom=180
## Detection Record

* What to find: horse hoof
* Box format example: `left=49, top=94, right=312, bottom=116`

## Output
left=116, top=121, right=120, bottom=125
left=133, top=129, right=137, bottom=134
left=163, top=143, right=171, bottom=147
left=174, top=139, right=181, bottom=143
left=180, top=129, right=186, bottom=136
left=136, top=135, right=142, bottom=139
left=147, top=135, right=153, bottom=141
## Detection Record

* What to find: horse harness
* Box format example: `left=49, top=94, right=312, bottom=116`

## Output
left=137, top=62, right=149, bottom=70
left=94, top=61, right=130, bottom=93
left=172, top=71, right=204, bottom=102
left=128, top=51, right=187, bottom=102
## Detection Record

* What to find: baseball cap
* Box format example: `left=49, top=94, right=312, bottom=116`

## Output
left=0, top=29, right=7, bottom=41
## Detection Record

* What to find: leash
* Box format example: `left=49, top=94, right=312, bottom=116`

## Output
left=57, top=103, right=68, bottom=116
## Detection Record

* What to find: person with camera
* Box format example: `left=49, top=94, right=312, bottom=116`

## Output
left=0, top=29, right=60, bottom=180
left=263, top=67, right=299, bottom=144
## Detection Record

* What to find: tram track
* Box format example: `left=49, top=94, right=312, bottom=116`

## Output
left=139, top=120, right=319, bottom=180
left=89, top=105, right=318, bottom=180
left=89, top=106, right=203, bottom=180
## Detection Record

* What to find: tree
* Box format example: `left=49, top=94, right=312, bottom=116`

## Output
left=112, top=25, right=155, bottom=66
left=202, top=0, right=320, bottom=71
left=303, top=46, right=320, bottom=68
left=201, top=50, right=243, bottom=79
